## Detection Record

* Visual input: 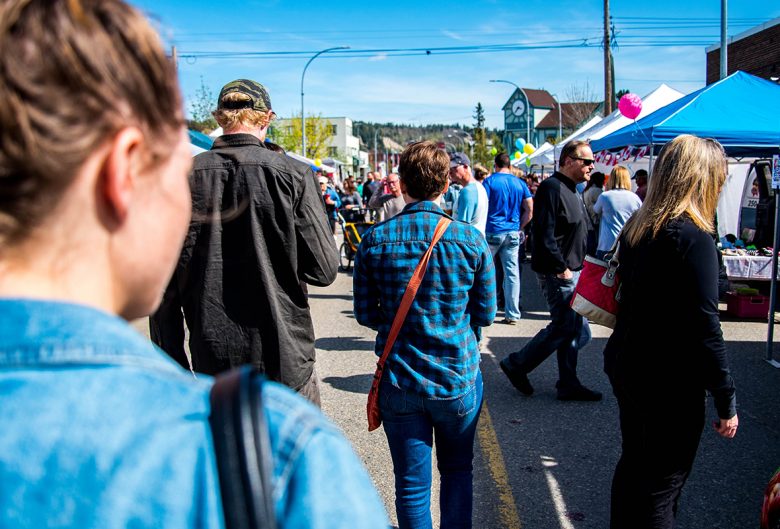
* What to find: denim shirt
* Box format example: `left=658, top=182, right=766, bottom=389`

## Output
left=0, top=299, right=388, bottom=529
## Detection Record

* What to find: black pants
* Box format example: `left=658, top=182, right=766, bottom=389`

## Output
left=610, top=379, right=705, bottom=529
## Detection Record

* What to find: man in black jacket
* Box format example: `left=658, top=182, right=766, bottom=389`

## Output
left=499, top=140, right=602, bottom=401
left=150, top=79, right=338, bottom=406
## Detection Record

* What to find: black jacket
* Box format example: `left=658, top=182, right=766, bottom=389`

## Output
left=604, top=216, right=736, bottom=419
left=530, top=172, right=588, bottom=274
left=151, top=134, right=338, bottom=390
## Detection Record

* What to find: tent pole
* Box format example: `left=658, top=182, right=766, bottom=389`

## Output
left=648, top=143, right=654, bottom=177
left=766, top=176, right=780, bottom=367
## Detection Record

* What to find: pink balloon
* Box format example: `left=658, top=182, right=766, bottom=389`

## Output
left=618, top=93, right=643, bottom=120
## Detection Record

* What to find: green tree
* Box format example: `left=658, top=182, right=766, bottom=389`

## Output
left=188, top=77, right=218, bottom=133
left=472, top=103, right=492, bottom=169
left=268, top=112, right=332, bottom=159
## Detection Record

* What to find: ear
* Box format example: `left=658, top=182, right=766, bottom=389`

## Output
left=100, top=127, right=144, bottom=225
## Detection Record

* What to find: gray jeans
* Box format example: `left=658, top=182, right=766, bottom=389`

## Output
left=296, top=366, right=322, bottom=408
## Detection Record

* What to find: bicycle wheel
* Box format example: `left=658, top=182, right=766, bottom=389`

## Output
left=339, top=242, right=352, bottom=271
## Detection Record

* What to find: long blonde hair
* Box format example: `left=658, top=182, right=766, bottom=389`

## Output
left=607, top=165, right=631, bottom=190
left=622, top=135, right=726, bottom=247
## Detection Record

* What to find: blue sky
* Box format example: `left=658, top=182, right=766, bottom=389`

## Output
left=129, top=0, right=777, bottom=130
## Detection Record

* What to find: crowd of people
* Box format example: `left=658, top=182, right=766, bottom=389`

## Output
left=0, top=1, right=739, bottom=528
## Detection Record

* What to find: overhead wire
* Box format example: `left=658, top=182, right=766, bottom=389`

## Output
left=173, top=14, right=778, bottom=61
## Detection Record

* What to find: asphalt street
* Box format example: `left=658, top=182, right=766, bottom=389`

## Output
left=308, top=247, right=780, bottom=529
left=131, top=241, right=780, bottom=529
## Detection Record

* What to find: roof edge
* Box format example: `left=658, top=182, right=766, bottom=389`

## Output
left=706, top=17, right=780, bottom=52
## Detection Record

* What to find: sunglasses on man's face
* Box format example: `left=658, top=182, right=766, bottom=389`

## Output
left=571, top=156, right=595, bottom=166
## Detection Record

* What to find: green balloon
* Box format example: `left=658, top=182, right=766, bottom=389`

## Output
left=490, top=147, right=498, bottom=155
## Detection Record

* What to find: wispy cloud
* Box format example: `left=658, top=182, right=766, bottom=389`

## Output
left=442, top=30, right=465, bottom=41
left=369, top=53, right=388, bottom=62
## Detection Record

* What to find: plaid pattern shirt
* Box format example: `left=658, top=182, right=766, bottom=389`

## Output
left=353, top=201, right=496, bottom=398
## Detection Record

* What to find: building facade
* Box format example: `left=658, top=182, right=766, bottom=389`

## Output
left=501, top=88, right=600, bottom=153
left=706, top=17, right=780, bottom=84
left=274, top=116, right=367, bottom=178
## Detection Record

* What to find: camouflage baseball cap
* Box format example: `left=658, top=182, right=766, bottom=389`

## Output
left=217, top=79, right=272, bottom=112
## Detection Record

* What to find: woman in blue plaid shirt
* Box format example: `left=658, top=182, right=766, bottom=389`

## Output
left=354, top=141, right=497, bottom=529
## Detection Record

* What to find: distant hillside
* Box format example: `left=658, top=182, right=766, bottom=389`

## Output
left=353, top=121, right=499, bottom=150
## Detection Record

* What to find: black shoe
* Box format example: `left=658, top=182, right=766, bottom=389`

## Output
left=499, top=359, right=534, bottom=395
left=557, top=386, right=603, bottom=401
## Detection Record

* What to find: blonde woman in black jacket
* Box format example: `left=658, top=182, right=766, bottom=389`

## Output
left=604, top=135, right=738, bottom=529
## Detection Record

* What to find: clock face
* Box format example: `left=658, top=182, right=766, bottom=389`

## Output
left=512, top=99, right=526, bottom=117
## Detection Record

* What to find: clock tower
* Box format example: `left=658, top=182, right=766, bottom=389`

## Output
left=501, top=88, right=531, bottom=153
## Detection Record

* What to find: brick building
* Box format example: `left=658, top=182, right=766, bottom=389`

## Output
left=706, top=17, right=780, bottom=84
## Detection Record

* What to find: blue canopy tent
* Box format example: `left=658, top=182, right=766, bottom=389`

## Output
left=188, top=129, right=214, bottom=154
left=593, top=71, right=780, bottom=367
left=591, top=71, right=780, bottom=158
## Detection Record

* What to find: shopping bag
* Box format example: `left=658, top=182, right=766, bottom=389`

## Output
left=570, top=250, right=621, bottom=328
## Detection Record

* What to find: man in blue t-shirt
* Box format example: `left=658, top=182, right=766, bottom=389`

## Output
left=450, top=152, right=488, bottom=235
left=483, top=153, right=533, bottom=323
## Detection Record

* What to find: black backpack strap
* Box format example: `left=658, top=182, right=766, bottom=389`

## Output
left=209, top=367, right=277, bottom=529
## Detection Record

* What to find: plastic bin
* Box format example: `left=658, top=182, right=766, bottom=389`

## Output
left=725, top=292, right=769, bottom=318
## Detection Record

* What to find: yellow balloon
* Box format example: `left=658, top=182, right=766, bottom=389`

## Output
left=514, top=151, right=521, bottom=159
left=523, top=143, right=535, bottom=155
left=314, top=158, right=322, bottom=166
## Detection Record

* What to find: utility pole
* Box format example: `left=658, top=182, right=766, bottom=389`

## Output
left=373, top=129, right=378, bottom=172
left=171, top=46, right=177, bottom=71
left=720, top=0, right=728, bottom=79
left=603, top=0, right=613, bottom=115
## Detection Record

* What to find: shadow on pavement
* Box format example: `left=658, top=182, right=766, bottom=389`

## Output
left=316, top=336, right=374, bottom=351
left=308, top=293, right=353, bottom=301
left=475, top=334, right=780, bottom=529
left=322, top=374, right=373, bottom=394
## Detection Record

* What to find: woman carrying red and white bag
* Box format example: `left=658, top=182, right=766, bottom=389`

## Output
left=604, top=135, right=738, bottom=529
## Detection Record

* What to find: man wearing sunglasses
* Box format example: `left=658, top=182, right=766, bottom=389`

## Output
left=368, top=173, right=405, bottom=222
left=499, top=140, right=603, bottom=402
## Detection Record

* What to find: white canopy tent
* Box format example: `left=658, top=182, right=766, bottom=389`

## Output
left=511, top=142, right=552, bottom=168
left=528, top=116, right=605, bottom=167
left=567, top=84, right=684, bottom=145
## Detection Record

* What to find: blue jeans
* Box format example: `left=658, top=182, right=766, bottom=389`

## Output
left=487, top=231, right=522, bottom=320
left=504, top=272, right=591, bottom=390
left=380, top=371, right=484, bottom=529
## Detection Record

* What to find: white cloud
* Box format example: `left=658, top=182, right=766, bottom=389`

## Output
left=442, top=30, right=465, bottom=41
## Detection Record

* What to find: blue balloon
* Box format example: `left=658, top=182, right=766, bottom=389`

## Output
left=515, top=138, right=526, bottom=150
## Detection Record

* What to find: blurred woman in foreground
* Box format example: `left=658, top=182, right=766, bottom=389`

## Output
left=604, top=135, right=738, bottom=529
left=0, top=1, right=387, bottom=527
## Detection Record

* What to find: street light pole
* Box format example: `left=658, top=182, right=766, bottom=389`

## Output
left=551, top=92, right=563, bottom=169
left=301, top=46, right=349, bottom=157
left=490, top=79, right=531, bottom=145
